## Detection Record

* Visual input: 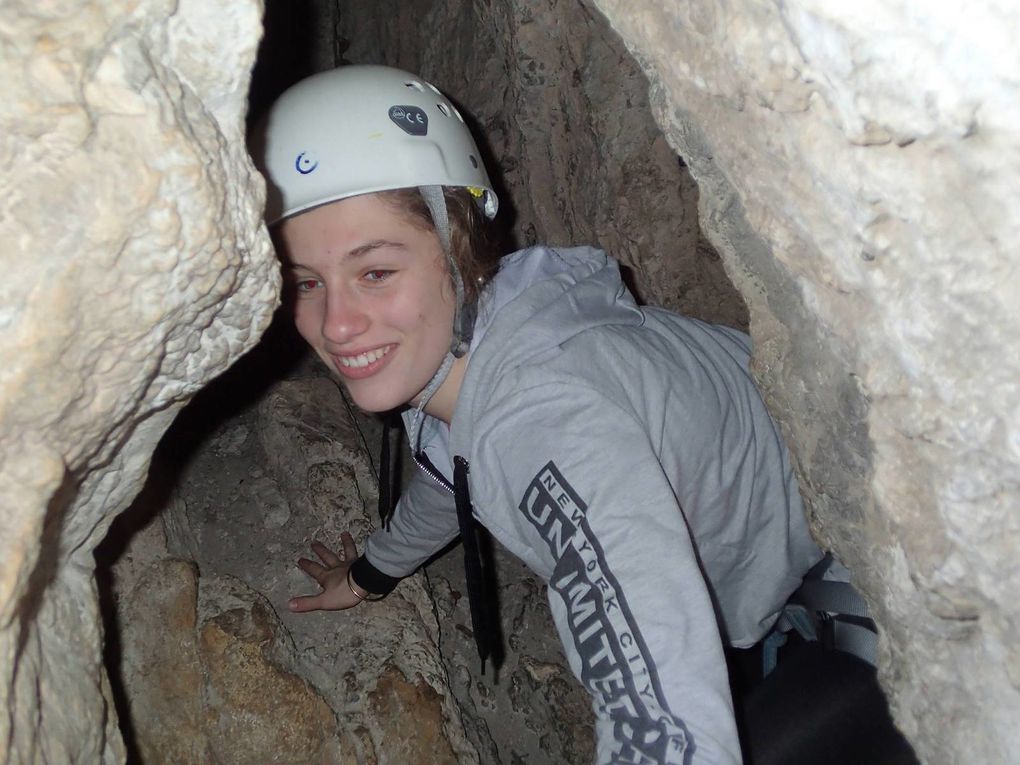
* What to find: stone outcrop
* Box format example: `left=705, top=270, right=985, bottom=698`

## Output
left=113, top=552, right=345, bottom=764
left=0, top=0, right=277, bottom=760
left=110, top=369, right=479, bottom=764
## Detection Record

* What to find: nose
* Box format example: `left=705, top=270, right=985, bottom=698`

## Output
left=321, top=287, right=370, bottom=346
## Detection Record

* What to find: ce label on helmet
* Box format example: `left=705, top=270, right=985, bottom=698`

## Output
left=388, top=106, right=429, bottom=136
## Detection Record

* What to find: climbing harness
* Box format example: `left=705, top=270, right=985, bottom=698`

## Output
left=762, top=553, right=879, bottom=676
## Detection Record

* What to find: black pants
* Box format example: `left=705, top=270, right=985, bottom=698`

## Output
left=725, top=635, right=918, bottom=765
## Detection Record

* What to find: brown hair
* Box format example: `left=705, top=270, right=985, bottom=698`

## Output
left=379, top=187, right=501, bottom=304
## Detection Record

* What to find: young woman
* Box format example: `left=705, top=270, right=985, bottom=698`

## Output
left=254, top=65, right=828, bottom=765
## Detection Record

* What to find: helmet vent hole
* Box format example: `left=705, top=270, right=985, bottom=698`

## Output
left=437, top=103, right=451, bottom=117
left=469, top=155, right=479, bottom=169
left=404, top=80, right=424, bottom=91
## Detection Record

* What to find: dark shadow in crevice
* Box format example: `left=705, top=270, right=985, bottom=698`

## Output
left=248, top=0, right=333, bottom=126
left=94, top=311, right=310, bottom=762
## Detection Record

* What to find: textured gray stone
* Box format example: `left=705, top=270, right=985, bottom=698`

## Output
left=154, top=372, right=479, bottom=764
left=0, top=0, right=277, bottom=760
left=111, top=545, right=349, bottom=765
left=586, top=3, right=1020, bottom=761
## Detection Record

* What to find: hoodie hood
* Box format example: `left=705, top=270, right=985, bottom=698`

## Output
left=449, top=245, right=644, bottom=455
left=402, top=246, right=643, bottom=464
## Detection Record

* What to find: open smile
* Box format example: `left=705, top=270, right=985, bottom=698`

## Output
left=331, top=344, right=396, bottom=380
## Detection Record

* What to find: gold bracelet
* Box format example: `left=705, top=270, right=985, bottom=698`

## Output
left=346, top=568, right=366, bottom=602
left=346, top=568, right=385, bottom=602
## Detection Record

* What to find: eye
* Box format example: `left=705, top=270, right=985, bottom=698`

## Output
left=364, top=269, right=393, bottom=283
left=293, top=277, right=321, bottom=294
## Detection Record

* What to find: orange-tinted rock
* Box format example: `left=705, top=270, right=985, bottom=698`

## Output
left=119, top=560, right=211, bottom=764
left=199, top=599, right=346, bottom=765
left=367, top=667, right=460, bottom=765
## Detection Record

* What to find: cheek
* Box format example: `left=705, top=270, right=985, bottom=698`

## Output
left=417, top=295, right=454, bottom=330
left=292, top=301, right=320, bottom=342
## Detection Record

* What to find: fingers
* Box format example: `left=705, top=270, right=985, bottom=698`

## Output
left=290, top=534, right=361, bottom=614
left=311, top=540, right=342, bottom=568
left=297, top=557, right=327, bottom=581
left=340, top=531, right=358, bottom=562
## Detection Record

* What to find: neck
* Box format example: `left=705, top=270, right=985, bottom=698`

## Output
left=422, top=353, right=468, bottom=424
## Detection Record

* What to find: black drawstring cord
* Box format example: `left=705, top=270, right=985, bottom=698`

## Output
left=382, top=430, right=501, bottom=673
left=453, top=455, right=491, bottom=673
left=378, top=418, right=394, bottom=530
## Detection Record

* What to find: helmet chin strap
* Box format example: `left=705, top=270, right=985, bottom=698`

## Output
left=406, top=185, right=471, bottom=442
left=419, top=185, right=473, bottom=358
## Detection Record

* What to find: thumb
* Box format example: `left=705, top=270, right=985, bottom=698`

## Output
left=288, top=593, right=323, bottom=613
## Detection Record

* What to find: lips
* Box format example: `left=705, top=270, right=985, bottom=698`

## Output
left=330, top=344, right=395, bottom=380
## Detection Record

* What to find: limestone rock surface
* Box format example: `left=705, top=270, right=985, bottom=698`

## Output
left=585, top=2, right=1020, bottom=762
left=143, top=368, right=479, bottom=764
left=113, top=551, right=346, bottom=764
left=0, top=0, right=277, bottom=760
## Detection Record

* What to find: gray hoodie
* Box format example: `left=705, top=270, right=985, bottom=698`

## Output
left=356, top=245, right=822, bottom=764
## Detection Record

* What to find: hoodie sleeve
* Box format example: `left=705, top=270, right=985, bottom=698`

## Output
left=471, top=382, right=742, bottom=765
left=352, top=466, right=459, bottom=594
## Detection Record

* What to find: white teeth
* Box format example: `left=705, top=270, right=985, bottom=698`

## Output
left=338, top=346, right=390, bottom=368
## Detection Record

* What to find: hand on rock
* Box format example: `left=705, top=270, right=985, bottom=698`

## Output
left=288, top=532, right=367, bottom=612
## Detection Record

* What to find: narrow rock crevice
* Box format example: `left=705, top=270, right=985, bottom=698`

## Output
left=2, top=1, right=1016, bottom=763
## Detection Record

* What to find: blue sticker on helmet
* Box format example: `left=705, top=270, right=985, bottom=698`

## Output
left=295, top=152, right=319, bottom=175
left=389, top=106, right=428, bottom=136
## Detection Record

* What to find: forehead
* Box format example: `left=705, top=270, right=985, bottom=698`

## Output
left=275, top=193, right=442, bottom=268
left=279, top=195, right=411, bottom=244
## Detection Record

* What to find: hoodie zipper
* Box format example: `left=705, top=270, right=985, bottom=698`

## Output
left=417, top=448, right=494, bottom=671
left=413, top=449, right=455, bottom=494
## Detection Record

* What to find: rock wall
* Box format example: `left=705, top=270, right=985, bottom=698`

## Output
left=3, top=0, right=1016, bottom=763
left=588, top=3, right=1019, bottom=762
left=0, top=0, right=277, bottom=761
left=113, top=554, right=345, bottom=764
left=338, top=1, right=1020, bottom=762
left=102, top=365, right=481, bottom=763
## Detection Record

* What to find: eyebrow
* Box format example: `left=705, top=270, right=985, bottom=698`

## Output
left=287, top=239, right=407, bottom=270
left=347, top=239, right=407, bottom=259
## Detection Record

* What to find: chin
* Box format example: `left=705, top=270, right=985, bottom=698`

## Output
left=344, top=390, right=403, bottom=414
left=340, top=382, right=415, bottom=415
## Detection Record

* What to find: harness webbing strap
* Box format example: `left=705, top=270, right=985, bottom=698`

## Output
left=794, top=580, right=873, bottom=619
left=453, top=456, right=491, bottom=672
left=764, top=554, right=880, bottom=675
left=831, top=619, right=879, bottom=666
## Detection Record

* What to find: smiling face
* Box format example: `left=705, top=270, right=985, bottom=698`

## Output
left=278, top=193, right=457, bottom=414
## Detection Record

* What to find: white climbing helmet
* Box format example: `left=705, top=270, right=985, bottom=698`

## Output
left=253, top=65, right=499, bottom=225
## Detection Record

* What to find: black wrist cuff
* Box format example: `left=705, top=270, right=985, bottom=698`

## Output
left=350, top=556, right=402, bottom=596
